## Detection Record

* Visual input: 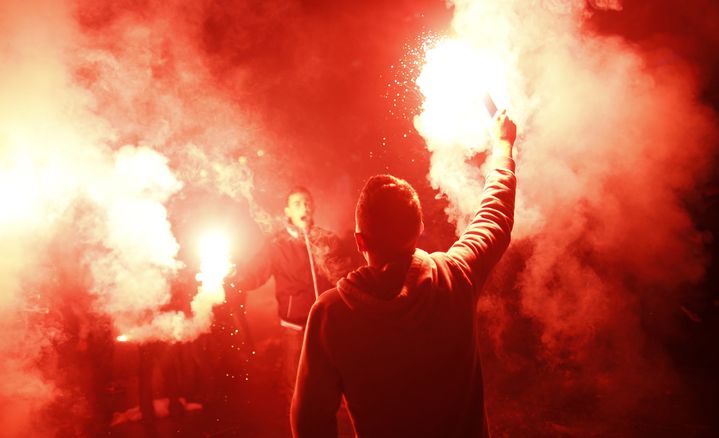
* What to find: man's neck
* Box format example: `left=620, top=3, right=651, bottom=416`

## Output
left=286, top=223, right=312, bottom=239
left=286, top=225, right=303, bottom=239
left=366, top=251, right=414, bottom=269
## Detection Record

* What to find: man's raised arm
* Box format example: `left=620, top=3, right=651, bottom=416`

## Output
left=447, top=111, right=518, bottom=290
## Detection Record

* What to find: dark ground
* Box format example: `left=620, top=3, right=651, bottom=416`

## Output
left=68, top=280, right=353, bottom=438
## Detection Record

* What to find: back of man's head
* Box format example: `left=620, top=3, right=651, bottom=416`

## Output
left=355, top=174, right=423, bottom=258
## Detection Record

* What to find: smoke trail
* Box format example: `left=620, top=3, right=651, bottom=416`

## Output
left=415, top=0, right=717, bottom=433
left=84, top=145, right=185, bottom=342
left=181, top=145, right=277, bottom=234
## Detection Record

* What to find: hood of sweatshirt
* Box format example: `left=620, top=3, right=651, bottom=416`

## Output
left=336, top=249, right=437, bottom=322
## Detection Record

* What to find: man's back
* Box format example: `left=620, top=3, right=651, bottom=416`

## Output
left=308, top=249, right=487, bottom=437
left=292, top=160, right=516, bottom=437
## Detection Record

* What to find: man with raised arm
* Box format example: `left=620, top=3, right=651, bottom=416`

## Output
left=228, top=187, right=353, bottom=398
left=291, top=112, right=517, bottom=438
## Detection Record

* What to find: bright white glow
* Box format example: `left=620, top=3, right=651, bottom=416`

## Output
left=414, top=38, right=508, bottom=150
left=116, top=334, right=128, bottom=342
left=0, top=166, right=36, bottom=224
left=196, top=230, right=232, bottom=291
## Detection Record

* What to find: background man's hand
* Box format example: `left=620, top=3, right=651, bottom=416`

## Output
left=493, top=110, right=516, bottom=158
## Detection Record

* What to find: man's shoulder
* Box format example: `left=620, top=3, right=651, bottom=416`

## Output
left=423, top=249, right=474, bottom=286
left=316, top=287, right=344, bottom=308
left=311, top=288, right=352, bottom=329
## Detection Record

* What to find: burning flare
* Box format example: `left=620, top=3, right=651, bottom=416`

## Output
left=115, top=229, right=233, bottom=343
left=196, top=230, right=233, bottom=292
left=414, top=38, right=509, bottom=150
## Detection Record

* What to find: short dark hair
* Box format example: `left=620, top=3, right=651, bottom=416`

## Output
left=355, top=174, right=422, bottom=256
left=286, top=186, right=312, bottom=204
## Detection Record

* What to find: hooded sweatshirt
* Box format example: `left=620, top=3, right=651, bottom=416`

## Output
left=291, top=158, right=516, bottom=438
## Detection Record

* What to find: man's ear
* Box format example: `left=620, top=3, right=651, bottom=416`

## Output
left=354, top=232, right=368, bottom=253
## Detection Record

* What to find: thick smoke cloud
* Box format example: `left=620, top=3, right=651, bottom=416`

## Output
left=1, top=1, right=93, bottom=434
left=415, top=0, right=718, bottom=434
left=0, top=0, right=278, bottom=434
left=1, top=0, right=256, bottom=343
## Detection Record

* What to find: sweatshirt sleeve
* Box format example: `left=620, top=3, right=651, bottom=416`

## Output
left=291, top=301, right=343, bottom=438
left=229, top=239, right=273, bottom=291
left=446, top=156, right=516, bottom=292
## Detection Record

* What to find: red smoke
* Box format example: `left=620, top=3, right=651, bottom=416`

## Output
left=445, top=1, right=719, bottom=435
left=0, top=0, right=717, bottom=436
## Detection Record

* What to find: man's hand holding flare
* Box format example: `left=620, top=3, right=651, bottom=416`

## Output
left=493, top=109, right=517, bottom=158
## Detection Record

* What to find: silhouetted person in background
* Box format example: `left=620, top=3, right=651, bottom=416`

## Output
left=228, top=187, right=353, bottom=398
left=291, top=112, right=517, bottom=437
